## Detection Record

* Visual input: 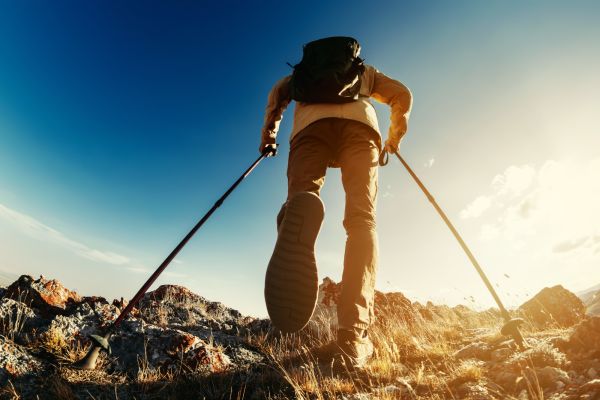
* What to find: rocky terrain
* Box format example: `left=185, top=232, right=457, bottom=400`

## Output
left=0, top=275, right=599, bottom=399
left=579, top=284, right=600, bottom=317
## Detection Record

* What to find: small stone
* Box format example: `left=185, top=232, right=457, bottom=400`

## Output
left=535, top=366, right=570, bottom=388
left=454, top=341, right=491, bottom=361
left=491, top=347, right=513, bottom=362
left=494, top=371, right=519, bottom=390
left=587, top=368, right=598, bottom=379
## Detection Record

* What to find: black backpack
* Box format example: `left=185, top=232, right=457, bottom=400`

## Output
left=289, top=37, right=365, bottom=104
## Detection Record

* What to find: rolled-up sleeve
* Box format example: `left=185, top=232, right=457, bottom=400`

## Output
left=261, top=76, right=292, bottom=145
left=369, top=69, right=412, bottom=147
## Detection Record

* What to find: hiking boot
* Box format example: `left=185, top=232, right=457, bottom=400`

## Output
left=336, top=328, right=374, bottom=369
left=264, top=191, right=324, bottom=333
left=311, top=328, right=374, bottom=369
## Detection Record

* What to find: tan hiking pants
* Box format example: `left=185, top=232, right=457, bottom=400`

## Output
left=280, top=118, right=380, bottom=331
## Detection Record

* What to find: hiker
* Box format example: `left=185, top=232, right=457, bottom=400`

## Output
left=260, top=37, right=412, bottom=367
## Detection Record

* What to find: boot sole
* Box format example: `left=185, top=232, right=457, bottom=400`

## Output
left=265, top=191, right=324, bottom=333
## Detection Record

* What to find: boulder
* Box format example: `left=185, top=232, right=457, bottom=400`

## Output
left=139, top=284, right=243, bottom=332
left=0, top=298, right=43, bottom=344
left=568, top=316, right=600, bottom=355
left=310, top=277, right=419, bottom=330
left=4, top=275, right=81, bottom=318
left=374, top=290, right=418, bottom=324
left=109, top=320, right=231, bottom=375
left=519, top=285, right=586, bottom=329
left=0, top=335, right=43, bottom=385
left=47, top=299, right=121, bottom=344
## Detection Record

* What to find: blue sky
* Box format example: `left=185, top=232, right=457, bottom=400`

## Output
left=2, top=1, right=600, bottom=316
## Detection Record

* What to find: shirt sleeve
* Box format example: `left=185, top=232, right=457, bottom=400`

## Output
left=261, top=75, right=292, bottom=145
left=369, top=68, right=413, bottom=147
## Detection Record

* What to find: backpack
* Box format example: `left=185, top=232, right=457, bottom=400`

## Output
left=289, top=37, right=365, bottom=104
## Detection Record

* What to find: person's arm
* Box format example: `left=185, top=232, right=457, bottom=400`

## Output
left=260, top=76, right=292, bottom=154
left=370, top=68, right=413, bottom=153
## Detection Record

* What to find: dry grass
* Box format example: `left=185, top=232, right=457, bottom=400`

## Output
left=0, top=295, right=30, bottom=342
left=3, top=297, right=576, bottom=399
left=248, top=309, right=503, bottom=399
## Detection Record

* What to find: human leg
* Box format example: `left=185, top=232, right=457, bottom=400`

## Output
left=265, top=120, right=334, bottom=332
left=336, top=120, right=380, bottom=332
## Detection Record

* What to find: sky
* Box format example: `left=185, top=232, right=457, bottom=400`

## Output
left=1, top=1, right=599, bottom=317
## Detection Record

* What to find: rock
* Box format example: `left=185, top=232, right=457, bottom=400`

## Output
left=577, top=378, right=600, bottom=399
left=588, top=368, right=598, bottom=379
left=138, top=284, right=243, bottom=332
left=568, top=317, right=600, bottom=354
left=491, top=348, right=513, bottom=362
left=47, top=300, right=120, bottom=344
left=310, top=277, right=421, bottom=329
left=309, top=277, right=341, bottom=330
left=374, top=290, right=418, bottom=325
left=395, top=377, right=417, bottom=397
left=519, top=285, right=586, bottom=329
left=0, top=335, right=43, bottom=385
left=0, top=298, right=45, bottom=344
left=580, top=378, right=600, bottom=391
left=454, top=341, right=492, bottom=361
left=108, top=319, right=231, bottom=375
left=4, top=275, right=81, bottom=318
left=456, top=382, right=490, bottom=399
left=493, top=371, right=520, bottom=391
left=373, top=384, right=414, bottom=398
left=535, top=366, right=570, bottom=388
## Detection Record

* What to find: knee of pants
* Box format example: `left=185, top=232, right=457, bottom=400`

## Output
left=343, top=215, right=377, bottom=234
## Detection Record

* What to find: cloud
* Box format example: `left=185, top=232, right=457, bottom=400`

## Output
left=553, top=237, right=589, bottom=253
left=463, top=158, right=600, bottom=256
left=491, top=165, right=536, bottom=197
left=0, top=202, right=134, bottom=267
left=460, top=195, right=492, bottom=219
left=424, top=158, right=435, bottom=168
left=460, top=165, right=536, bottom=220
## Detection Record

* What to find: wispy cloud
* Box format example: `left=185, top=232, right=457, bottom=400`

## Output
left=553, top=237, right=590, bottom=253
left=424, top=158, right=435, bottom=168
left=461, top=159, right=600, bottom=256
left=0, top=202, right=135, bottom=267
left=460, top=195, right=492, bottom=219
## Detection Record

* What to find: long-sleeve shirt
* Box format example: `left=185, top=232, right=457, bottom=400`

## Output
left=261, top=65, right=412, bottom=148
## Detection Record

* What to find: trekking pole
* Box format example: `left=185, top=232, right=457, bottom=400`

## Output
left=384, top=151, right=527, bottom=350
left=73, top=148, right=275, bottom=370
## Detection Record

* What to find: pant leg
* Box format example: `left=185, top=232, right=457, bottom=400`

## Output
left=278, top=120, right=335, bottom=227
left=335, top=120, right=381, bottom=331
